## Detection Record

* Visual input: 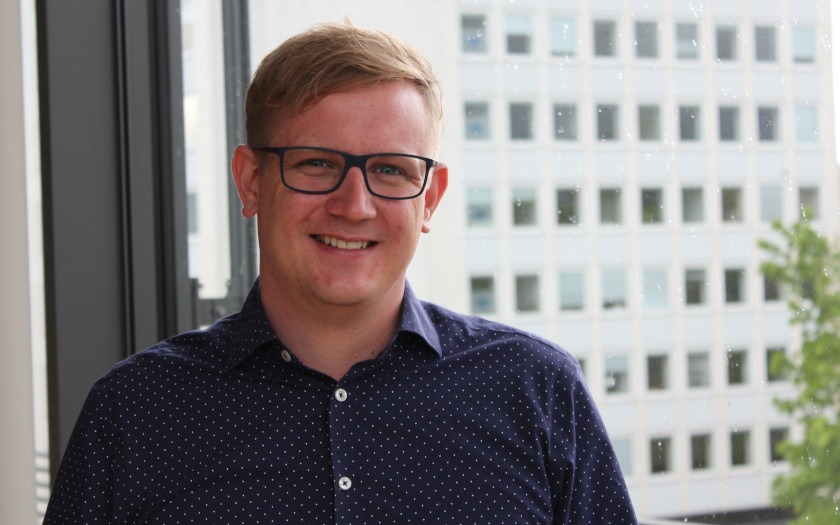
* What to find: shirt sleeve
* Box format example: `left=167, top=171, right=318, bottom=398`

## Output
left=42, top=380, right=119, bottom=524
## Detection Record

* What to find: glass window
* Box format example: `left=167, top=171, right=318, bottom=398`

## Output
left=515, top=274, right=540, bottom=313
left=512, top=187, right=537, bottom=226
left=755, top=26, right=776, bottom=62
left=556, top=188, right=580, bottom=225
left=727, top=349, right=748, bottom=385
left=792, top=26, right=816, bottom=63
left=685, top=269, right=706, bottom=305
left=470, top=276, right=495, bottom=314
left=691, top=434, right=712, bottom=470
left=679, top=105, right=701, bottom=141
left=597, top=104, right=619, bottom=141
left=554, top=103, right=578, bottom=140
left=647, top=354, right=669, bottom=390
left=602, top=269, right=627, bottom=309
left=799, top=186, right=819, bottom=219
left=599, top=188, right=622, bottom=224
left=769, top=427, right=789, bottom=463
left=721, top=187, right=743, bottom=222
left=688, top=352, right=711, bottom=388
left=510, top=102, right=534, bottom=140
left=650, top=437, right=672, bottom=474
left=716, top=25, right=738, bottom=61
left=550, top=17, right=576, bottom=57
left=638, top=105, right=661, bottom=140
left=682, top=187, right=705, bottom=223
left=719, top=106, right=740, bottom=141
left=764, top=275, right=781, bottom=302
left=467, top=187, right=493, bottom=226
left=635, top=21, right=658, bottom=58
left=506, top=15, right=532, bottom=54
left=795, top=105, right=818, bottom=142
left=605, top=354, right=629, bottom=393
left=612, top=438, right=633, bottom=477
left=462, top=14, right=488, bottom=53
left=643, top=269, right=668, bottom=308
left=760, top=186, right=782, bottom=223
left=725, top=268, right=746, bottom=303
left=594, top=20, right=617, bottom=57
left=731, top=430, right=751, bottom=466
left=465, top=102, right=490, bottom=140
left=641, top=188, right=664, bottom=224
left=766, top=347, right=787, bottom=382
left=758, top=106, right=779, bottom=141
left=676, top=22, right=699, bottom=59
left=559, top=271, right=585, bottom=311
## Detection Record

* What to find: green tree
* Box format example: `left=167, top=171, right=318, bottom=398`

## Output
left=759, top=218, right=840, bottom=524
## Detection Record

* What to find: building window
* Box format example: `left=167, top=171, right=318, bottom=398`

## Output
left=638, top=105, right=661, bottom=140
left=769, top=428, right=789, bottom=463
left=605, top=354, right=629, bottom=394
left=506, top=15, right=532, bottom=54
left=727, top=349, right=748, bottom=385
left=724, top=268, right=746, bottom=303
left=594, top=20, right=617, bottom=57
left=512, top=187, right=537, bottom=226
left=602, top=269, right=627, bottom=310
left=691, top=434, right=712, bottom=470
left=510, top=102, right=534, bottom=140
left=792, top=26, right=816, bottom=63
left=682, top=187, right=704, bottom=223
left=721, top=187, right=743, bottom=222
left=465, top=102, right=490, bottom=140
left=760, top=186, right=782, bottom=223
left=688, top=352, right=711, bottom=388
left=470, top=276, right=495, bottom=314
left=515, top=274, right=540, bottom=313
left=716, top=25, right=738, bottom=61
left=554, top=103, right=578, bottom=140
left=643, top=269, right=668, bottom=308
left=635, top=21, right=658, bottom=58
left=596, top=104, right=619, bottom=141
left=599, top=188, right=622, bottom=224
left=799, top=186, right=819, bottom=219
left=556, top=188, right=580, bottom=225
left=755, top=26, right=777, bottom=62
left=731, top=430, right=751, bottom=466
left=550, top=17, right=576, bottom=57
left=719, top=106, right=740, bottom=141
left=462, top=14, right=488, bottom=53
left=641, top=188, right=664, bottom=224
left=685, top=269, right=706, bottom=305
left=467, top=187, right=493, bottom=226
left=676, top=22, right=699, bottom=59
left=758, top=107, right=779, bottom=141
left=766, top=347, right=787, bottom=382
left=679, top=105, right=701, bottom=141
left=764, top=276, right=781, bottom=302
left=795, top=105, right=818, bottom=142
left=612, top=438, right=633, bottom=477
left=559, top=271, right=585, bottom=312
left=650, top=437, right=672, bottom=474
left=647, top=355, right=669, bottom=390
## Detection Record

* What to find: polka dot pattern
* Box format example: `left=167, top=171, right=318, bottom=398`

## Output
left=44, top=280, right=637, bottom=524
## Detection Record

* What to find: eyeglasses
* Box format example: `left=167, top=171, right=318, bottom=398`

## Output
left=251, top=146, right=437, bottom=200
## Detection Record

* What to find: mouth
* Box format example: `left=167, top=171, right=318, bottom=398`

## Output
left=313, top=235, right=375, bottom=250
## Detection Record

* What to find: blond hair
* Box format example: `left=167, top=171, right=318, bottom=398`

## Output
left=245, top=22, right=443, bottom=148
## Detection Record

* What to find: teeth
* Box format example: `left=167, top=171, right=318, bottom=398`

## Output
left=316, top=235, right=371, bottom=250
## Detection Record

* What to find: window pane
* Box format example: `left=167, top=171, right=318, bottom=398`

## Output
left=758, top=107, right=779, bottom=141
left=766, top=347, right=787, bottom=381
left=679, top=105, right=701, bottom=141
left=727, top=349, right=748, bottom=385
left=676, top=22, right=699, bottom=59
left=647, top=355, right=668, bottom=390
left=685, top=269, right=706, bottom=305
left=731, top=430, right=751, bottom=466
left=594, top=20, right=616, bottom=57
left=599, top=188, right=622, bottom=224
left=638, top=105, right=661, bottom=140
left=755, top=26, right=776, bottom=61
left=612, top=438, right=633, bottom=476
left=691, top=434, right=712, bottom=470
left=515, top=274, right=540, bottom=312
left=795, top=105, right=818, bottom=142
left=550, top=17, right=576, bottom=57
left=510, top=102, right=533, bottom=139
left=597, top=104, right=619, bottom=140
left=467, top=187, right=493, bottom=226
left=769, top=428, right=789, bottom=463
left=719, top=106, right=740, bottom=141
left=650, top=437, right=672, bottom=473
left=764, top=276, right=781, bottom=302
left=462, top=14, right=488, bottom=53
left=792, top=26, right=815, bottom=63
left=799, top=186, right=819, bottom=219
left=554, top=103, right=578, bottom=140
left=602, top=269, right=626, bottom=309
left=643, top=269, right=668, bottom=308
left=556, top=188, right=580, bottom=225
left=605, top=355, right=629, bottom=393
left=470, top=276, right=495, bottom=314
left=682, top=187, right=704, bottom=223
left=506, top=15, right=532, bottom=54
left=642, top=188, right=663, bottom=223
left=512, top=187, right=537, bottom=226
left=725, top=268, right=746, bottom=303
left=716, top=25, right=738, bottom=60
left=559, top=271, right=584, bottom=311
left=635, top=21, right=658, bottom=58
left=760, top=186, right=782, bottom=222
left=465, top=102, right=490, bottom=140
left=721, top=187, right=743, bottom=222
left=688, top=352, right=711, bottom=388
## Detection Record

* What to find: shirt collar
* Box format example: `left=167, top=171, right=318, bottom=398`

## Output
left=223, top=279, right=442, bottom=371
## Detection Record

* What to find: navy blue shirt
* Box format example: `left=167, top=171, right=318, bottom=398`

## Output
left=45, top=280, right=637, bottom=524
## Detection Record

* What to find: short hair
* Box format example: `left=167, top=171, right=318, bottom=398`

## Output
left=245, top=23, right=443, bottom=149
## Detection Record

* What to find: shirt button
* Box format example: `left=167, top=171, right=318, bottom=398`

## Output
left=338, top=476, right=352, bottom=490
left=334, top=388, right=348, bottom=402
left=280, top=350, right=292, bottom=363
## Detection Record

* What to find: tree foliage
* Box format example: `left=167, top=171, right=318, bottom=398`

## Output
left=758, top=218, right=840, bottom=524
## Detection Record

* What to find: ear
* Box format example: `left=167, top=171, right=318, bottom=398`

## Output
left=231, top=145, right=261, bottom=218
left=421, top=162, right=448, bottom=233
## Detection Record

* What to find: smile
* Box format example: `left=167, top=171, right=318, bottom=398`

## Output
left=313, top=235, right=374, bottom=250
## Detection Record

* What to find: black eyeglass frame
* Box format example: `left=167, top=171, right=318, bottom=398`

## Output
left=251, top=146, right=438, bottom=200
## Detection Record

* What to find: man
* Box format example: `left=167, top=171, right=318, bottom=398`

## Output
left=45, top=23, right=637, bottom=524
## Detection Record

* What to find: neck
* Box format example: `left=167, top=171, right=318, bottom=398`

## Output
left=259, top=280, right=404, bottom=381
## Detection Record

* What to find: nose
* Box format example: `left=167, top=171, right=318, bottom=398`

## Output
left=324, top=166, right=377, bottom=221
